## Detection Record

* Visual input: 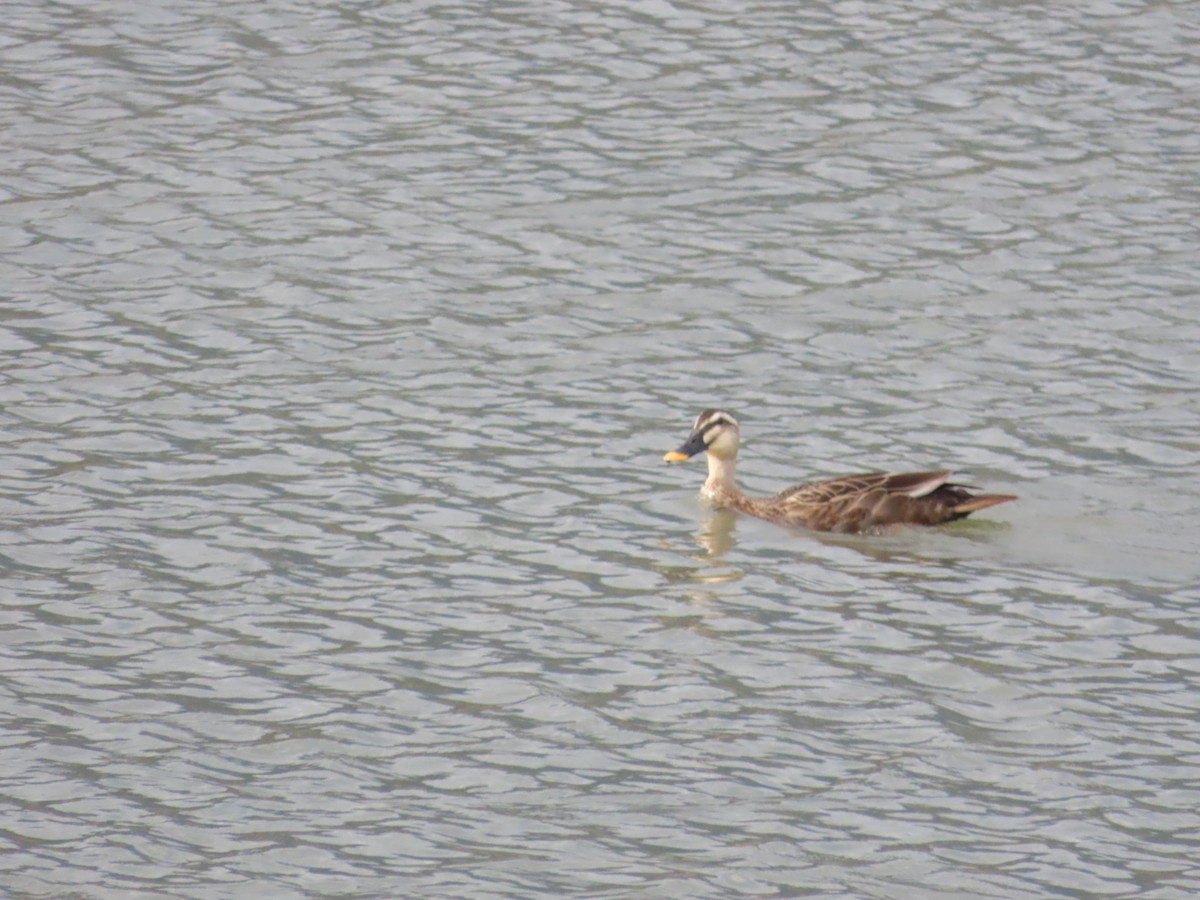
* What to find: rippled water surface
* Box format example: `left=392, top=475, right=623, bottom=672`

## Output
left=4, top=0, right=1200, bottom=896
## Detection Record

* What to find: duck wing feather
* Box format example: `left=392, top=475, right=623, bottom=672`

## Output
left=759, top=470, right=1016, bottom=533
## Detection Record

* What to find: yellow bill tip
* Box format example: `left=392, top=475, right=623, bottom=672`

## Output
left=663, top=450, right=690, bottom=463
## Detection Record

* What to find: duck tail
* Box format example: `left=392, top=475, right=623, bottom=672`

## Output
left=952, top=494, right=1018, bottom=514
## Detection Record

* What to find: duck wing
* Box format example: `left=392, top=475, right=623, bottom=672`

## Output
left=766, top=470, right=1016, bottom=533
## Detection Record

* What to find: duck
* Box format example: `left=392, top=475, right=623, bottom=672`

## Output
left=663, top=409, right=1016, bottom=534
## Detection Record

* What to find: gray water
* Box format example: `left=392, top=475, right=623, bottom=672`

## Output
left=3, top=0, right=1200, bottom=896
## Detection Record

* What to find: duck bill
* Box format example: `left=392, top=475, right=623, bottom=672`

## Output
left=662, top=432, right=706, bottom=463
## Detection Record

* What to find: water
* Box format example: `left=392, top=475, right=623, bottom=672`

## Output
left=3, top=0, right=1199, bottom=896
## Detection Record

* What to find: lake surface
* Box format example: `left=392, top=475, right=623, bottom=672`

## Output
left=3, top=0, right=1199, bottom=896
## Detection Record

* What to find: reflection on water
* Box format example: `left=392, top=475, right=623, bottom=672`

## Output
left=690, top=509, right=741, bottom=564
left=3, top=0, right=1200, bottom=896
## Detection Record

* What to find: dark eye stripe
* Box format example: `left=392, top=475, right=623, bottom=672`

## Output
left=699, top=416, right=734, bottom=440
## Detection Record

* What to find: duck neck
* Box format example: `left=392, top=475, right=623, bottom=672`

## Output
left=702, top=453, right=741, bottom=502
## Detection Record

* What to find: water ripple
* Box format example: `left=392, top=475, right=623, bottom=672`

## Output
left=3, top=0, right=1200, bottom=896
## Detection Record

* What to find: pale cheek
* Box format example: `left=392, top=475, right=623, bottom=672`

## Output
left=706, top=434, right=737, bottom=457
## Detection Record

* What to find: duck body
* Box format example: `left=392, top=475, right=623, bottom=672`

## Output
left=664, top=410, right=1016, bottom=534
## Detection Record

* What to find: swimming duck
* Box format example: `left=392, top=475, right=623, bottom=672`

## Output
left=663, top=409, right=1016, bottom=534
